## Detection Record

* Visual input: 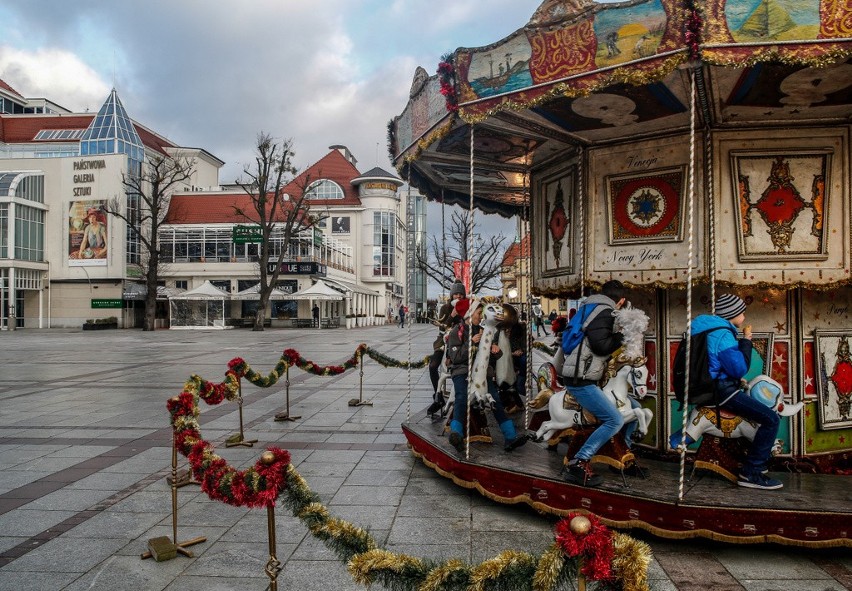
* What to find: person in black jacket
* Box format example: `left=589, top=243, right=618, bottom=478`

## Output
left=559, top=280, right=627, bottom=487
left=426, top=281, right=466, bottom=416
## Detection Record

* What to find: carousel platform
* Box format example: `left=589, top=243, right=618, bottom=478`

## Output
left=402, top=411, right=852, bottom=548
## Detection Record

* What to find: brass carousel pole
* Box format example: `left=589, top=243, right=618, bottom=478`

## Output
left=226, top=379, right=258, bottom=447
left=275, top=363, right=301, bottom=421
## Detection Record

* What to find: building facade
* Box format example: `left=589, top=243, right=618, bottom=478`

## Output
left=0, top=81, right=408, bottom=329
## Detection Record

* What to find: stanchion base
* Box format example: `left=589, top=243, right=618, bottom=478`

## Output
left=225, top=438, right=258, bottom=448
left=274, top=412, right=301, bottom=422
left=141, top=536, right=206, bottom=561
left=348, top=398, right=373, bottom=407
left=166, top=468, right=199, bottom=488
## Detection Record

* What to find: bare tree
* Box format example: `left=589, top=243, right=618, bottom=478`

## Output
left=234, top=133, right=318, bottom=331
left=107, top=154, right=195, bottom=331
left=417, top=209, right=507, bottom=294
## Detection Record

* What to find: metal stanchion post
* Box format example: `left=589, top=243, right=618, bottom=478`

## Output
left=275, top=364, right=300, bottom=421
left=226, top=381, right=257, bottom=447
left=264, top=503, right=282, bottom=590
left=142, top=428, right=206, bottom=561
left=348, top=350, right=372, bottom=406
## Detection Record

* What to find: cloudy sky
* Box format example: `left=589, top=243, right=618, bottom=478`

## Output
left=1, top=0, right=560, bottom=290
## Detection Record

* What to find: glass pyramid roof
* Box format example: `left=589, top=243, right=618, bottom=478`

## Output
left=80, top=88, right=144, bottom=162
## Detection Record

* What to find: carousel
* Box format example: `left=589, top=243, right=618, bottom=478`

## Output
left=390, top=0, right=852, bottom=547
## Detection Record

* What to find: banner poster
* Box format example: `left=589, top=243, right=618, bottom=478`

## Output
left=69, top=200, right=108, bottom=266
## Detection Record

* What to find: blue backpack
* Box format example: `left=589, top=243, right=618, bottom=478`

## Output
left=561, top=303, right=604, bottom=355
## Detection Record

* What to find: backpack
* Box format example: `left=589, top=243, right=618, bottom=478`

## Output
left=672, top=326, right=728, bottom=408
left=561, top=303, right=605, bottom=355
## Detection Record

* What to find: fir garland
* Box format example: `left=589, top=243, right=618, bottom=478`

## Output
left=437, top=54, right=459, bottom=113
left=364, top=346, right=431, bottom=369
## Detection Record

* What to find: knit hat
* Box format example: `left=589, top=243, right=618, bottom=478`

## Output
left=450, top=281, right=466, bottom=298
left=715, top=294, right=747, bottom=320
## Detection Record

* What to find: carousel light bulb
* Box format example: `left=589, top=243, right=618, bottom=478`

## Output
left=508, top=288, right=519, bottom=299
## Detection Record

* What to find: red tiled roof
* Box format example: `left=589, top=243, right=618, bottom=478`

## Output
left=283, top=149, right=363, bottom=206
left=502, top=234, right=530, bottom=266
left=0, top=113, right=174, bottom=155
left=0, top=114, right=92, bottom=143
left=0, top=79, right=24, bottom=98
left=165, top=149, right=369, bottom=225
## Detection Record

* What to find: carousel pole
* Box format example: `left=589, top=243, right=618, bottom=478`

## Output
left=142, top=424, right=206, bottom=561
left=522, top=144, right=533, bottom=430
left=274, top=363, right=300, bottom=421
left=464, top=123, right=476, bottom=460
left=226, top=379, right=258, bottom=447
left=676, top=65, right=699, bottom=503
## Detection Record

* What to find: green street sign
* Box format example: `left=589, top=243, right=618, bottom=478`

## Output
left=92, top=299, right=123, bottom=309
left=233, top=225, right=263, bottom=244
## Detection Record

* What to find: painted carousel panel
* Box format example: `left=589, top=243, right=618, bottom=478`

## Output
left=605, top=166, right=686, bottom=245
left=534, top=161, right=576, bottom=278
left=814, top=329, right=852, bottom=430
left=731, top=150, right=831, bottom=261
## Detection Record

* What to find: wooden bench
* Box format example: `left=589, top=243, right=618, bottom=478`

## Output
left=321, top=317, right=340, bottom=329
left=293, top=318, right=313, bottom=328
left=240, top=318, right=271, bottom=328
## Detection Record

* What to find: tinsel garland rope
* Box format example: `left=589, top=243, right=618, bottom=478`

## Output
left=280, top=462, right=652, bottom=591
left=363, top=346, right=431, bottom=369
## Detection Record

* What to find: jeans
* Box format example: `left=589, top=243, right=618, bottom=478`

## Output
left=721, top=389, right=780, bottom=475
left=567, top=383, right=624, bottom=461
left=450, top=374, right=511, bottom=432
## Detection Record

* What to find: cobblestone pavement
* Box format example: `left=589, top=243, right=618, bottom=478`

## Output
left=0, top=326, right=849, bottom=590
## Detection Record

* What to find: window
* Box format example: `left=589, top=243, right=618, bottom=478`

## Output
left=373, top=211, right=396, bottom=276
left=0, top=204, right=7, bottom=258
left=305, top=179, right=344, bottom=200
left=14, top=205, right=45, bottom=262
left=175, top=280, right=188, bottom=290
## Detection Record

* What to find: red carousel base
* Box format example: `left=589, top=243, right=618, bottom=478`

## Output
left=402, top=412, right=851, bottom=548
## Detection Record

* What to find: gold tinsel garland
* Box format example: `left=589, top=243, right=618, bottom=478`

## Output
left=281, top=462, right=652, bottom=591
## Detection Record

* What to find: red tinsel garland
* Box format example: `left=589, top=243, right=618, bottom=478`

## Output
left=282, top=344, right=365, bottom=376
left=554, top=513, right=614, bottom=581
left=168, top=376, right=291, bottom=509
left=438, top=60, right=459, bottom=113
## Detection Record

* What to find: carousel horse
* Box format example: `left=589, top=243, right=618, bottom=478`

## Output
left=442, top=300, right=505, bottom=440
left=669, top=375, right=803, bottom=449
left=528, top=306, right=652, bottom=444
left=528, top=355, right=650, bottom=443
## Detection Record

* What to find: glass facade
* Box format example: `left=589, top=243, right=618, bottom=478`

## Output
left=79, top=89, right=145, bottom=265
left=373, top=211, right=396, bottom=276
left=14, top=206, right=44, bottom=262
left=0, top=204, right=7, bottom=258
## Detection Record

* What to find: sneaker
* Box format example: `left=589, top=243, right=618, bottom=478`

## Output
left=564, top=459, right=603, bottom=488
left=448, top=432, right=464, bottom=453
left=504, top=435, right=528, bottom=452
left=737, top=471, right=783, bottom=490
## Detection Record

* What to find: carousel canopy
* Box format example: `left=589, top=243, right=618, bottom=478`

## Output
left=390, top=0, right=852, bottom=218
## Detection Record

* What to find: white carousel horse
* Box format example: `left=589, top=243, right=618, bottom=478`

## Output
left=527, top=306, right=652, bottom=443
left=669, top=375, right=803, bottom=450
left=468, top=300, right=506, bottom=409
left=433, top=300, right=507, bottom=417
left=529, top=356, right=650, bottom=443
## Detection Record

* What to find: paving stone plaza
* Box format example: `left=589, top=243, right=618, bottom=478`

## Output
left=0, top=326, right=849, bottom=590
